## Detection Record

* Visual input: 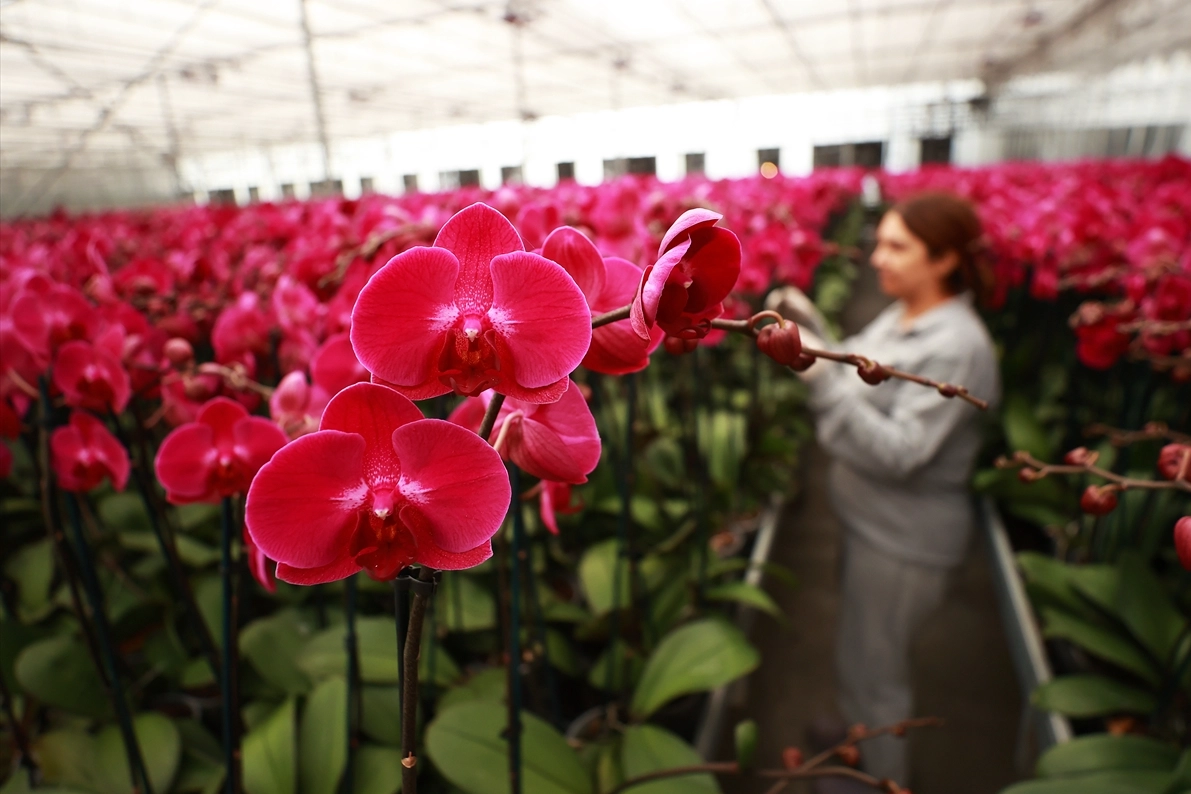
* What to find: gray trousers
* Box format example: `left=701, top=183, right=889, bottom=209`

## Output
left=836, top=531, right=950, bottom=784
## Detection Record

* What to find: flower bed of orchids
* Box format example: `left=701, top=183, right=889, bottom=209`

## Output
left=2, top=157, right=1189, bottom=794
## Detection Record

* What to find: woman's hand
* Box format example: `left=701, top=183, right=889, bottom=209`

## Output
left=764, top=286, right=831, bottom=340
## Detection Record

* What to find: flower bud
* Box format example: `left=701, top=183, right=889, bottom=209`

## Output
left=1158, top=443, right=1191, bottom=482
left=937, top=383, right=959, bottom=398
left=837, top=745, right=860, bottom=767
left=857, top=360, right=890, bottom=385
left=163, top=337, right=194, bottom=367
left=1080, top=485, right=1118, bottom=516
left=1175, top=517, right=1191, bottom=572
left=1018, top=468, right=1043, bottom=483
left=780, top=747, right=803, bottom=770
left=1063, top=447, right=1098, bottom=467
left=789, top=352, right=817, bottom=371
left=663, top=336, right=699, bottom=356
left=755, top=322, right=803, bottom=367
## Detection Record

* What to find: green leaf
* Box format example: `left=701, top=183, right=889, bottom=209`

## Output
left=439, top=573, right=498, bottom=632
left=300, top=677, right=348, bottom=794
left=1037, top=734, right=1180, bottom=777
left=1040, top=609, right=1161, bottom=687
left=1115, top=551, right=1188, bottom=664
left=1003, top=393, right=1054, bottom=460
left=15, top=634, right=111, bottom=718
left=544, top=629, right=581, bottom=677
left=4, top=539, right=53, bottom=618
left=704, top=582, right=785, bottom=622
left=1031, top=675, right=1158, bottom=717
left=578, top=539, right=630, bottom=616
left=999, top=770, right=1173, bottom=793
left=619, top=724, right=719, bottom=794
left=31, top=729, right=100, bottom=791
left=437, top=668, right=507, bottom=713
left=360, top=685, right=402, bottom=746
left=94, top=712, right=182, bottom=794
left=588, top=640, right=644, bottom=693
left=1163, top=750, right=1191, bottom=794
left=242, top=610, right=314, bottom=695
left=352, top=745, right=403, bottom=794
left=97, top=492, right=151, bottom=533
left=630, top=619, right=759, bottom=720
left=299, top=617, right=458, bottom=686
left=425, top=701, right=592, bottom=794
left=242, top=698, right=297, bottom=794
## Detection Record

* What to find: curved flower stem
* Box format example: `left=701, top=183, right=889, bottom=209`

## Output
left=478, top=394, right=507, bottom=443
left=398, top=567, right=436, bottom=794
left=506, top=466, right=525, bottom=794
left=591, top=304, right=631, bottom=329
left=998, top=451, right=1191, bottom=494
left=219, top=497, right=241, bottom=794
left=711, top=316, right=990, bottom=410
left=343, top=576, right=360, bottom=794
left=64, top=492, right=153, bottom=794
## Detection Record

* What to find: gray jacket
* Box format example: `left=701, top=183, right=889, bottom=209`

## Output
left=806, top=295, right=1001, bottom=567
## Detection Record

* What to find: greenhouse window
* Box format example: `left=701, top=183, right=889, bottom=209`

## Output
left=359, top=177, right=374, bottom=194
left=208, top=188, right=236, bottom=205
left=603, top=158, right=626, bottom=179
left=501, top=166, right=523, bottom=185
left=247, top=186, right=260, bottom=203
left=685, top=152, right=705, bottom=175
left=626, top=157, right=656, bottom=175
left=813, top=141, right=885, bottom=169
left=280, top=183, right=295, bottom=198
left=402, top=174, right=419, bottom=193
left=920, top=136, right=952, bottom=164
left=310, top=180, right=343, bottom=197
left=757, top=148, right=780, bottom=169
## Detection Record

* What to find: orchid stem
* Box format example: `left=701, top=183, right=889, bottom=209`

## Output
left=219, top=497, right=241, bottom=794
left=478, top=394, right=507, bottom=443
left=399, top=568, right=435, bottom=794
left=343, top=576, right=360, bottom=794
left=591, top=304, right=631, bottom=329
left=64, top=492, right=153, bottom=794
left=507, top=466, right=525, bottom=794
left=0, top=670, right=33, bottom=772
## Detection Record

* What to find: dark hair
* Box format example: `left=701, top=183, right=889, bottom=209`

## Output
left=889, top=191, right=989, bottom=302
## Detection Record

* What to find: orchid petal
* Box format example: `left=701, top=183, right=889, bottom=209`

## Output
left=392, top=419, right=509, bottom=553
left=319, top=382, right=424, bottom=488
left=155, top=423, right=215, bottom=502
left=630, top=239, right=690, bottom=339
left=542, top=227, right=606, bottom=301
left=277, top=558, right=362, bottom=586
left=245, top=430, right=368, bottom=569
left=488, top=251, right=591, bottom=389
left=433, top=203, right=523, bottom=313
left=658, top=208, right=723, bottom=256
left=351, top=247, right=460, bottom=388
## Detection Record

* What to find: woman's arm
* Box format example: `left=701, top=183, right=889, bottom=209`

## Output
left=805, top=352, right=989, bottom=481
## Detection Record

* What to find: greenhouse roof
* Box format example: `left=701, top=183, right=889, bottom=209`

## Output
left=1, top=0, right=1188, bottom=174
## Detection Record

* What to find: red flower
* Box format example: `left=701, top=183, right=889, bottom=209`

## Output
left=10, top=283, right=100, bottom=363
left=538, top=480, right=581, bottom=535
left=1176, top=517, right=1191, bottom=572
left=50, top=411, right=129, bottom=493
left=155, top=397, right=288, bottom=504
left=541, top=227, right=662, bottom=375
left=243, top=527, right=277, bottom=593
left=0, top=401, right=18, bottom=479
left=631, top=209, right=741, bottom=341
left=448, top=378, right=600, bottom=484
left=350, top=203, right=591, bottom=403
left=53, top=340, right=132, bottom=414
left=1158, top=444, right=1191, bottom=482
left=245, top=382, right=509, bottom=584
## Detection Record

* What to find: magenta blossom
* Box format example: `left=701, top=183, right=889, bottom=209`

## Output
left=448, top=378, right=600, bottom=485
left=351, top=203, right=591, bottom=403
left=246, top=382, right=510, bottom=584
left=155, top=397, right=289, bottom=504
left=538, top=480, right=581, bottom=535
left=541, top=227, right=663, bottom=375
left=53, top=340, right=132, bottom=415
left=50, top=411, right=129, bottom=493
left=631, top=209, right=742, bottom=341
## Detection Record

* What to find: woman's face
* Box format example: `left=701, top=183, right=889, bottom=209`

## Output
left=870, top=211, right=956, bottom=301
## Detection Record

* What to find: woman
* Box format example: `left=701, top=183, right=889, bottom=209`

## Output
left=773, top=191, right=1000, bottom=786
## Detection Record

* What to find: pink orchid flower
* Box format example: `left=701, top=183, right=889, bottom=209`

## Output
left=350, top=203, right=591, bottom=403
left=538, top=479, right=581, bottom=535
left=448, top=378, right=600, bottom=485
left=245, top=382, right=510, bottom=584
left=53, top=340, right=132, bottom=415
left=155, top=397, right=289, bottom=504
left=50, top=411, right=129, bottom=493
left=630, top=208, right=742, bottom=341
left=540, top=227, right=663, bottom=375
